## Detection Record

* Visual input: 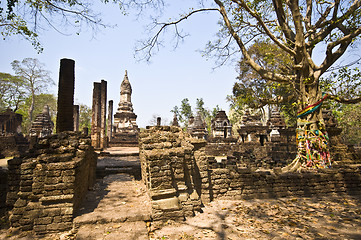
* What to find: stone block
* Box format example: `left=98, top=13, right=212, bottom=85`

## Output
left=34, top=217, right=52, bottom=225
left=152, top=197, right=180, bottom=210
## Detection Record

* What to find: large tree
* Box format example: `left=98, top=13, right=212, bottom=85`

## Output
left=11, top=58, right=54, bottom=125
left=133, top=0, right=361, bottom=171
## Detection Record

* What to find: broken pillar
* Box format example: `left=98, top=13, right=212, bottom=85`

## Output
left=91, top=82, right=101, bottom=149
left=100, top=80, right=107, bottom=149
left=56, top=58, right=75, bottom=133
left=107, top=100, right=113, bottom=142
left=73, top=105, right=79, bottom=132
left=157, top=117, right=161, bottom=126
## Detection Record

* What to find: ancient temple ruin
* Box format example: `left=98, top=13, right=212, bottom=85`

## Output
left=211, top=110, right=232, bottom=138
left=0, top=109, right=22, bottom=135
left=91, top=80, right=107, bottom=149
left=29, top=105, right=54, bottom=138
left=238, top=109, right=268, bottom=145
left=110, top=70, right=139, bottom=147
left=187, top=111, right=208, bottom=139
left=0, top=109, right=28, bottom=157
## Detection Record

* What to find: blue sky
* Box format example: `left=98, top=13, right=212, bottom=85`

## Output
left=0, top=2, right=238, bottom=128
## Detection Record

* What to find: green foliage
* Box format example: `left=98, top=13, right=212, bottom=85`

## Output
left=321, top=66, right=361, bottom=145
left=179, top=98, right=193, bottom=127
left=17, top=93, right=57, bottom=134
left=0, top=72, right=26, bottom=111
left=11, top=58, right=54, bottom=123
left=79, top=104, right=91, bottom=131
left=172, top=98, right=221, bottom=133
left=321, top=67, right=361, bottom=102
left=335, top=103, right=361, bottom=146
left=229, top=40, right=297, bottom=126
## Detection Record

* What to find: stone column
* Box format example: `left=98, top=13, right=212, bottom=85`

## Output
left=100, top=80, right=107, bottom=149
left=107, top=100, right=113, bottom=143
left=157, top=117, right=161, bottom=126
left=91, top=82, right=101, bottom=148
left=73, top=105, right=80, bottom=132
left=56, top=58, right=75, bottom=133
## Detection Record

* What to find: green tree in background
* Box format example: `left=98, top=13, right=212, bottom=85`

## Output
left=79, top=104, right=92, bottom=131
left=179, top=98, right=193, bottom=128
left=17, top=93, right=57, bottom=133
left=0, top=72, right=26, bottom=112
left=11, top=58, right=54, bottom=125
left=172, top=98, right=221, bottom=133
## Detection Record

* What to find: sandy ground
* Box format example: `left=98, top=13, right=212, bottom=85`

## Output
left=151, top=195, right=361, bottom=240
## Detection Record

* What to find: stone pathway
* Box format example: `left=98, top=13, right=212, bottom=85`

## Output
left=73, top=147, right=151, bottom=240
left=74, top=173, right=151, bottom=240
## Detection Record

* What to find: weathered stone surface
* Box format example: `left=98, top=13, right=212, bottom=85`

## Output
left=6, top=131, right=97, bottom=235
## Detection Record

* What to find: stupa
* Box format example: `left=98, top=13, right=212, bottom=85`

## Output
left=109, top=70, right=139, bottom=146
left=29, top=105, right=54, bottom=138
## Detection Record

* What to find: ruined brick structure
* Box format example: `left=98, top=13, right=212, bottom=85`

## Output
left=29, top=105, right=54, bottom=138
left=0, top=109, right=22, bottom=134
left=6, top=132, right=97, bottom=235
left=139, top=125, right=361, bottom=228
left=73, top=105, right=80, bottom=132
left=0, top=167, right=7, bottom=216
left=0, top=109, right=28, bottom=157
left=211, top=110, right=233, bottom=138
left=91, top=80, right=107, bottom=149
left=187, top=111, right=208, bottom=140
left=110, top=71, right=139, bottom=147
left=139, top=126, right=202, bottom=228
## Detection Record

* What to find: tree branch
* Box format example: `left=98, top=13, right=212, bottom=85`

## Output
left=231, top=0, right=296, bottom=56
left=214, top=0, right=295, bottom=83
left=329, top=95, right=361, bottom=104
left=136, top=8, right=218, bottom=61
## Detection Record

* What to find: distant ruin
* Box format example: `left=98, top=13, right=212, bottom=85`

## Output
left=0, top=109, right=28, bottom=157
left=29, top=105, right=54, bottom=138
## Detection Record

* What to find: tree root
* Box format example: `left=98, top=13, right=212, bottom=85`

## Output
left=281, top=156, right=302, bottom=173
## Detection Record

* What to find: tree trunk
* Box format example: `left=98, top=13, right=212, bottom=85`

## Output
left=28, top=92, right=35, bottom=133
left=283, top=78, right=332, bottom=172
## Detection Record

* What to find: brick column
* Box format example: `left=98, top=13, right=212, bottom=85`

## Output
left=100, top=80, right=107, bottom=149
left=56, top=58, right=75, bottom=133
left=73, top=105, right=79, bottom=132
left=91, top=82, right=101, bottom=149
left=107, top=100, right=113, bottom=142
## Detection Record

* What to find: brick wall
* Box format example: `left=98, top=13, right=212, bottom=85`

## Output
left=6, top=132, right=97, bottom=235
left=0, top=167, right=7, bottom=214
left=139, top=127, right=361, bottom=227
left=139, top=126, right=202, bottom=228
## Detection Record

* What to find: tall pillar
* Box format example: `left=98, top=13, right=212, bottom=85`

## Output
left=73, top=105, right=79, bottom=132
left=56, top=58, right=75, bottom=133
left=107, top=100, right=113, bottom=142
left=91, top=82, right=101, bottom=148
left=100, top=80, right=107, bottom=149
